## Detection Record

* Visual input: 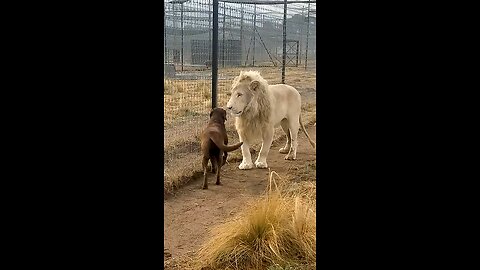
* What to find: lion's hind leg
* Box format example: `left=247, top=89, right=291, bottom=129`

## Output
left=285, top=119, right=300, bottom=160
left=279, top=118, right=291, bottom=154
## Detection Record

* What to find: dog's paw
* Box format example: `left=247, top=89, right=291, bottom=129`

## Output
left=284, top=154, right=296, bottom=160
left=239, top=162, right=254, bottom=170
left=255, top=160, right=268, bottom=168
left=279, top=147, right=290, bottom=154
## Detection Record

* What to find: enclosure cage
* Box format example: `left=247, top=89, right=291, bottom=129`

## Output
left=164, top=0, right=317, bottom=193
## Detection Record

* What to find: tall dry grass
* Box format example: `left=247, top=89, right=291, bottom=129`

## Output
left=195, top=171, right=316, bottom=270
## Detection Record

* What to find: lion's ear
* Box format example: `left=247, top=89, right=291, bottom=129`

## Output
left=250, top=80, right=259, bottom=91
left=232, top=76, right=239, bottom=84
left=209, top=109, right=214, bottom=118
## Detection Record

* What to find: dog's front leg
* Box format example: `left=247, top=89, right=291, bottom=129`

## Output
left=222, top=152, right=228, bottom=166
left=255, top=127, right=274, bottom=169
left=238, top=133, right=254, bottom=170
left=215, top=156, right=222, bottom=185
left=210, top=162, right=215, bottom=173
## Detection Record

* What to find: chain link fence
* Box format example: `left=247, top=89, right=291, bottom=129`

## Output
left=164, top=0, right=317, bottom=194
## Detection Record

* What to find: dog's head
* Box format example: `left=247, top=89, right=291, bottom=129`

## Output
left=209, top=107, right=227, bottom=123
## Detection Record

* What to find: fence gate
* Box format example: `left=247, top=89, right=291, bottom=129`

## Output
left=286, top=39, right=299, bottom=67
left=165, top=48, right=180, bottom=64
left=191, top=40, right=242, bottom=67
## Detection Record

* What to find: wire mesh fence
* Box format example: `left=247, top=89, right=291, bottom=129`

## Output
left=164, top=0, right=317, bottom=193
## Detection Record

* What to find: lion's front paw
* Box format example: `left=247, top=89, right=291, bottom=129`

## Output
left=239, top=162, right=254, bottom=170
left=284, top=154, right=296, bottom=160
left=279, top=147, right=290, bottom=154
left=255, top=160, right=268, bottom=169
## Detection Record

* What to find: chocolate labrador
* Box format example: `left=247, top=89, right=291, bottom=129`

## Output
left=201, top=108, right=243, bottom=189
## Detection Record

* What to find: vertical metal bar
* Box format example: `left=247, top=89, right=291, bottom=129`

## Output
left=305, top=1, right=310, bottom=70
left=296, top=41, right=299, bottom=67
left=262, top=14, right=264, bottom=64
left=181, top=3, right=184, bottom=72
left=282, top=0, right=287, bottom=84
left=164, top=3, right=167, bottom=64
left=222, top=2, right=226, bottom=68
left=240, top=4, right=244, bottom=65
left=209, top=0, right=212, bottom=61
left=252, top=4, right=256, bottom=67
left=230, top=6, right=234, bottom=66
left=212, top=0, right=219, bottom=109
left=299, top=6, right=304, bottom=64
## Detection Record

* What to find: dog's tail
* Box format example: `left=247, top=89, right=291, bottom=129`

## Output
left=300, top=114, right=316, bottom=149
left=210, top=135, right=243, bottom=152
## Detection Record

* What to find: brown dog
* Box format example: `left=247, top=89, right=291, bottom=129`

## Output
left=201, top=108, right=243, bottom=189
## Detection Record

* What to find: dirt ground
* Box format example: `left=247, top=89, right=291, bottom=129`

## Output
left=164, top=125, right=316, bottom=267
left=164, top=86, right=316, bottom=195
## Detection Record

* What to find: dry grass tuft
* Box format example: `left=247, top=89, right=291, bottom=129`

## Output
left=195, top=171, right=316, bottom=270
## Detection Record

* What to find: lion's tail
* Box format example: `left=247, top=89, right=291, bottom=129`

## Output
left=299, top=114, right=316, bottom=149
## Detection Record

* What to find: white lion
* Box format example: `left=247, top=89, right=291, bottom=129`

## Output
left=226, top=70, right=315, bottom=170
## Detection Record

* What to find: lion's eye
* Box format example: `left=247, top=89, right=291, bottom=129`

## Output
left=237, top=93, right=242, bottom=97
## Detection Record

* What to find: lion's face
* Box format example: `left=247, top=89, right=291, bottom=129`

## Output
left=226, top=81, right=258, bottom=117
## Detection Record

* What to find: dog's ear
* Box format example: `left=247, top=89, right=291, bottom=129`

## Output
left=250, top=80, right=259, bottom=91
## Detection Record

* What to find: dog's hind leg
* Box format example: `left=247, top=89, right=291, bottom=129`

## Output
left=202, top=157, right=209, bottom=189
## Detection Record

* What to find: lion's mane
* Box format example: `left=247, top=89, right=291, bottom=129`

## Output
left=232, top=70, right=273, bottom=143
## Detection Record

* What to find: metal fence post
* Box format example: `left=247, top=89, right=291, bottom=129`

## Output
left=181, top=2, right=184, bottom=71
left=305, top=1, right=310, bottom=70
left=222, top=2, right=226, bottom=68
left=212, top=0, right=219, bottom=109
left=252, top=4, right=256, bottom=67
left=296, top=41, right=299, bottom=67
left=299, top=6, right=304, bottom=65
left=209, top=0, right=212, bottom=58
left=240, top=4, right=244, bottom=63
left=282, top=0, right=287, bottom=84
left=164, top=3, right=167, bottom=64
